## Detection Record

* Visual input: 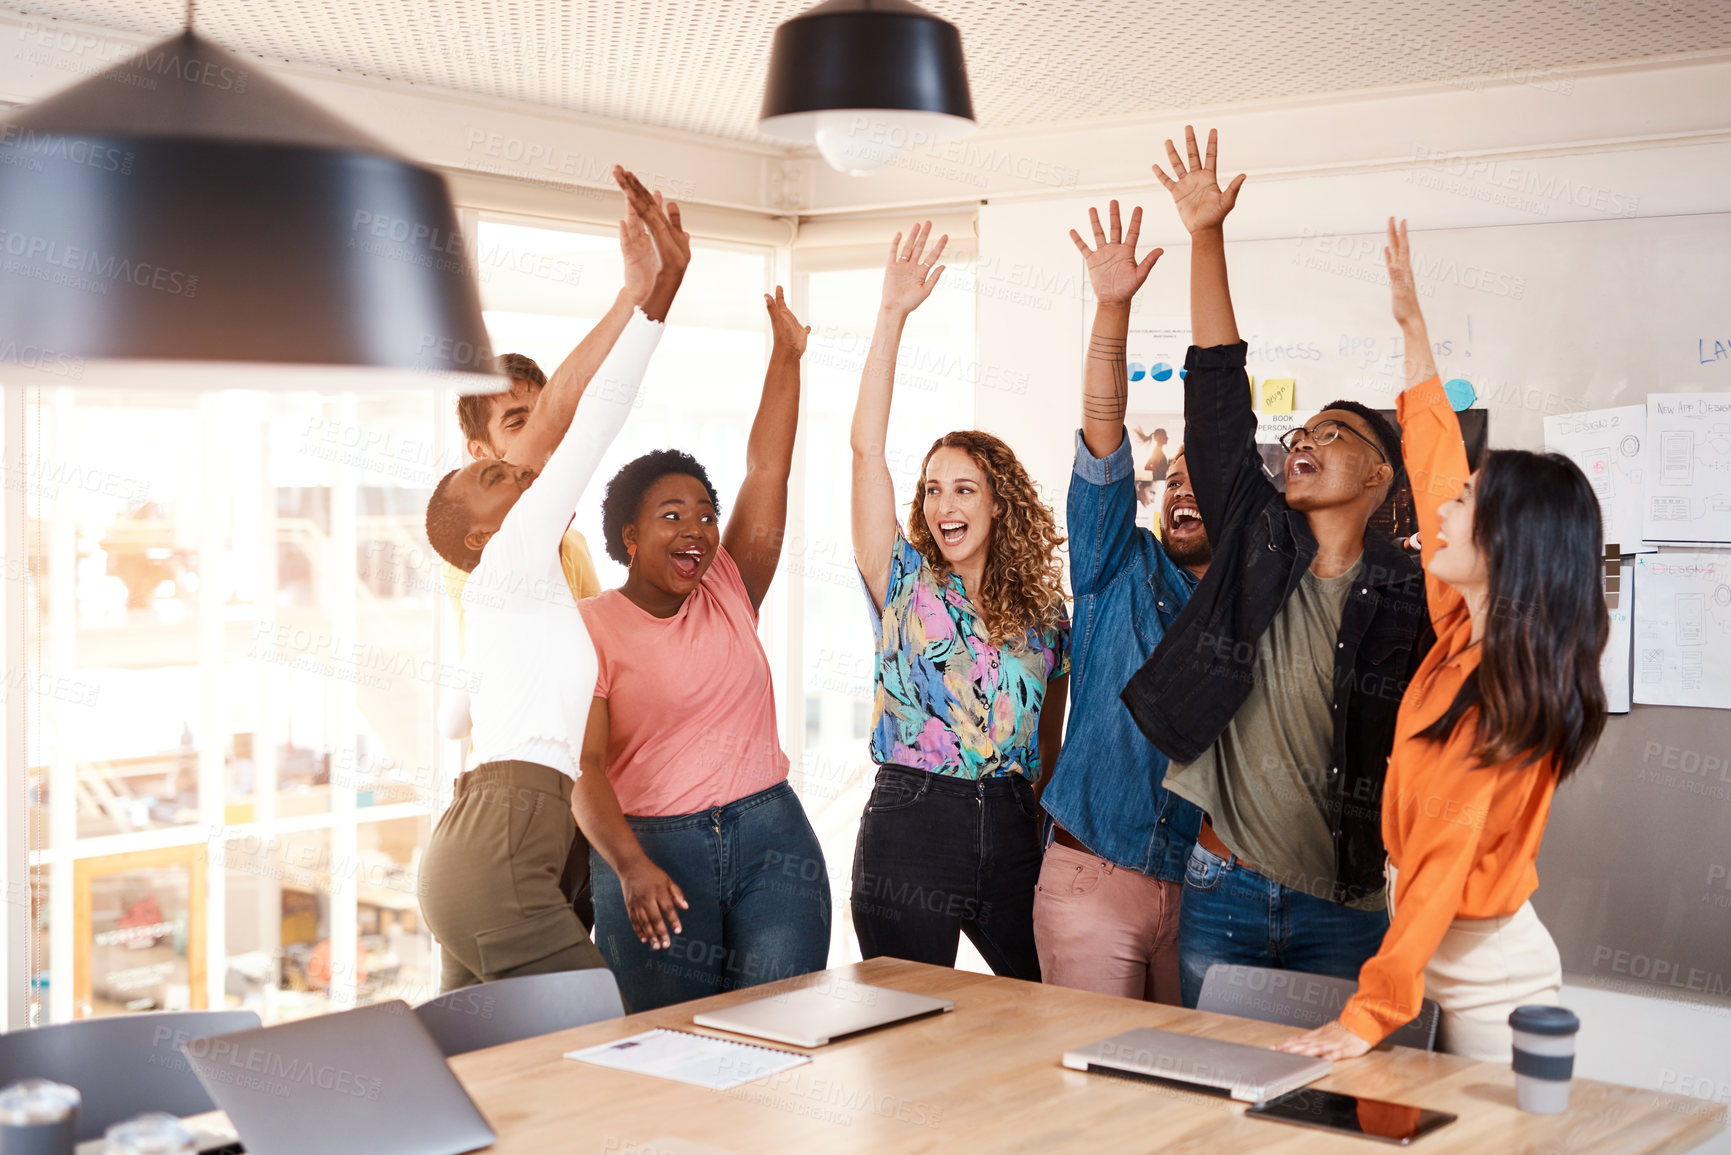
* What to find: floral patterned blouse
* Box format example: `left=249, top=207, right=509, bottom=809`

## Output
left=863, top=532, right=1069, bottom=781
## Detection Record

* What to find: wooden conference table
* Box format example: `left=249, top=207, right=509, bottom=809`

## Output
left=435, top=958, right=1726, bottom=1154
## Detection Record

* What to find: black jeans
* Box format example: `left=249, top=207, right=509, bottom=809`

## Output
left=850, top=764, right=1043, bottom=981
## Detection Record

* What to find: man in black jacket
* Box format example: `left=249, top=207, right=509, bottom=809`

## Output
left=1121, top=127, right=1433, bottom=1008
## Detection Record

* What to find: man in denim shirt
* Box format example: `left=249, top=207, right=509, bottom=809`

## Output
left=1035, top=200, right=1208, bottom=1005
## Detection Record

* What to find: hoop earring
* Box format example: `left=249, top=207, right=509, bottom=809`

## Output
left=626, top=543, right=636, bottom=565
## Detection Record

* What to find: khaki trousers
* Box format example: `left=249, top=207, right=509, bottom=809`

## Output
left=1388, top=863, right=1563, bottom=1062
left=420, top=761, right=608, bottom=992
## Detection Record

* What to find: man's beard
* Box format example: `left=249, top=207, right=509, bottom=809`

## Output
left=1164, top=533, right=1212, bottom=570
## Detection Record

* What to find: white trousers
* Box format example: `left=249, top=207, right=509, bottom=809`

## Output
left=1388, top=862, right=1563, bottom=1062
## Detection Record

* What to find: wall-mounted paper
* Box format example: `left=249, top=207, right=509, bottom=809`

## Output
left=1253, top=411, right=1319, bottom=490
left=1259, top=378, right=1295, bottom=413
left=1543, top=405, right=1654, bottom=555
left=1632, top=551, right=1731, bottom=709
left=1641, top=393, right=1731, bottom=546
left=1125, top=318, right=1191, bottom=414
left=1604, top=562, right=1633, bottom=714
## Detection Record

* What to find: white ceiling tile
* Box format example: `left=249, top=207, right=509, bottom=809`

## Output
left=14, top=0, right=1731, bottom=142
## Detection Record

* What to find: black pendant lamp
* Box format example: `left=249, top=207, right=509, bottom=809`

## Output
left=0, top=19, right=501, bottom=392
left=758, top=0, right=976, bottom=176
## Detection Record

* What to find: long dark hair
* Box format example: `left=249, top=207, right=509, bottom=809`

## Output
left=1416, top=450, right=1608, bottom=780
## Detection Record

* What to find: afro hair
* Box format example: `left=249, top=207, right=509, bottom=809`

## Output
left=599, top=449, right=722, bottom=565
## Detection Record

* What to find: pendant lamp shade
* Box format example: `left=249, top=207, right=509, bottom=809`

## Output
left=758, top=0, right=976, bottom=176
left=0, top=31, right=502, bottom=391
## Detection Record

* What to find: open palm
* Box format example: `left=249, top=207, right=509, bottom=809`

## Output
left=1153, top=125, right=1246, bottom=235
left=1071, top=200, right=1162, bottom=306
left=765, top=284, right=809, bottom=356
left=881, top=221, right=948, bottom=314
left=1384, top=216, right=1422, bottom=328
left=619, top=204, right=658, bottom=304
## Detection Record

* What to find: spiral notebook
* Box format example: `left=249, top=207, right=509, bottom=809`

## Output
left=566, top=1028, right=810, bottom=1090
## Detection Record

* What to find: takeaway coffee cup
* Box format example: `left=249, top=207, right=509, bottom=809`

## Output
left=0, top=1078, right=80, bottom=1155
left=1509, top=1005, right=1580, bottom=1114
left=103, top=1113, right=195, bottom=1155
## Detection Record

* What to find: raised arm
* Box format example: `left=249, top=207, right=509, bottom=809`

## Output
left=1388, top=218, right=1467, bottom=623
left=1387, top=217, right=1440, bottom=390
left=1153, top=126, right=1260, bottom=536
left=1153, top=126, right=1245, bottom=348
left=851, top=222, right=947, bottom=611
left=1070, top=201, right=1163, bottom=459
left=505, top=167, right=683, bottom=472
left=724, top=287, right=809, bottom=613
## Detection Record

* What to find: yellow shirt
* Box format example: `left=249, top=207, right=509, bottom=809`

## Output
left=444, top=527, right=603, bottom=650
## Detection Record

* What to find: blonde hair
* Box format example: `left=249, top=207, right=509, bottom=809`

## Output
left=906, top=431, right=1068, bottom=646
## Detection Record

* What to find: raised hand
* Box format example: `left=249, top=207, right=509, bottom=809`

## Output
left=618, top=203, right=658, bottom=306
left=1152, top=125, right=1246, bottom=236
left=1384, top=216, right=1423, bottom=330
left=1384, top=216, right=1436, bottom=388
left=613, top=166, right=690, bottom=280
left=1070, top=200, right=1163, bottom=306
left=765, top=285, right=810, bottom=357
left=881, top=221, right=947, bottom=315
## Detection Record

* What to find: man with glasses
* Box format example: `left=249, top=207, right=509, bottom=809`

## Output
left=1122, top=127, right=1433, bottom=1007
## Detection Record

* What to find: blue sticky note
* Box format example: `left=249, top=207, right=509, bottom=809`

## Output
left=1444, top=378, right=1476, bottom=411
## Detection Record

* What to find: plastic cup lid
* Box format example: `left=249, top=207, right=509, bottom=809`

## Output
left=1508, top=1005, right=1580, bottom=1036
left=0, top=1078, right=80, bottom=1124
left=104, top=1112, right=195, bottom=1153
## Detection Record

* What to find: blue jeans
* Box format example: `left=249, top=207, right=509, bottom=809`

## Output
left=1177, top=842, right=1388, bottom=1009
left=590, top=781, right=831, bottom=1012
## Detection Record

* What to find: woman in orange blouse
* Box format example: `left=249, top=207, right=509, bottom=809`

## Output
left=1277, top=219, right=1608, bottom=1062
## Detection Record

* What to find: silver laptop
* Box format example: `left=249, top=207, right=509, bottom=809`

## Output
left=1063, top=1027, right=1331, bottom=1103
left=692, top=980, right=954, bottom=1048
left=180, top=1000, right=496, bottom=1155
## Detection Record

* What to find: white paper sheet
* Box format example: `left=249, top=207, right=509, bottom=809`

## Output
left=1122, top=318, right=1193, bottom=535
left=1125, top=317, right=1191, bottom=414
left=567, top=1029, right=810, bottom=1090
left=1544, top=405, right=1654, bottom=554
left=1631, top=552, right=1731, bottom=709
left=1641, top=394, right=1731, bottom=546
left=1604, top=562, right=1633, bottom=714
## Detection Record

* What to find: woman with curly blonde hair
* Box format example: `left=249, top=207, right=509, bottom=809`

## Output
left=848, top=222, right=1070, bottom=980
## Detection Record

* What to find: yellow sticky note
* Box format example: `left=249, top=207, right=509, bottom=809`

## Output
left=1260, top=378, right=1295, bottom=413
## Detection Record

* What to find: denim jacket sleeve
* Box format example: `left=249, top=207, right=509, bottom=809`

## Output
left=1181, top=342, right=1275, bottom=537
left=1067, top=428, right=1139, bottom=600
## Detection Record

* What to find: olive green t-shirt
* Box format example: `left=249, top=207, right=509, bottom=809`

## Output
left=1165, top=558, right=1383, bottom=910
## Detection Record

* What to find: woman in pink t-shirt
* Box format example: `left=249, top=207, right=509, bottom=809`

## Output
left=574, top=289, right=829, bottom=1011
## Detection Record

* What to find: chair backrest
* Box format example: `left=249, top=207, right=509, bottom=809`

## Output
left=0, top=1009, right=262, bottom=1140
left=414, top=969, right=625, bottom=1058
left=1196, top=964, right=1440, bottom=1051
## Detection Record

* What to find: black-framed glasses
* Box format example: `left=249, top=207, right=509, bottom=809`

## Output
left=1278, top=419, right=1386, bottom=463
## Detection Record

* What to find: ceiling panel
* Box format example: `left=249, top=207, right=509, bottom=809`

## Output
left=13, top=0, right=1731, bottom=143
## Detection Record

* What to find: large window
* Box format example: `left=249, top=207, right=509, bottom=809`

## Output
left=795, top=256, right=976, bottom=969
left=15, top=218, right=778, bottom=1025
left=21, top=387, right=447, bottom=1024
